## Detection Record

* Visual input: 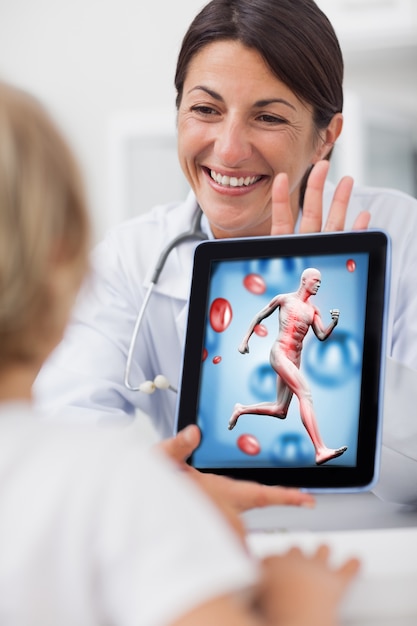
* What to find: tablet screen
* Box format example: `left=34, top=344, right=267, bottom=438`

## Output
left=175, top=231, right=390, bottom=491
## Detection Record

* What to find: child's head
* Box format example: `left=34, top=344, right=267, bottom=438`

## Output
left=0, top=82, right=90, bottom=370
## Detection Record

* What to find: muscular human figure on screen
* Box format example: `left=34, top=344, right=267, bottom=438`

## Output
left=229, top=268, right=347, bottom=466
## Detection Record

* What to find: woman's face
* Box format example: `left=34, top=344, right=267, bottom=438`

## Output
left=177, top=40, right=332, bottom=239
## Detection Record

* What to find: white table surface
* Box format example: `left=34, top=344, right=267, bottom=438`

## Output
left=243, top=492, right=417, bottom=625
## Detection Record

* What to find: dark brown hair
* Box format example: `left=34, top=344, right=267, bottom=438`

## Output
left=175, top=0, right=343, bottom=133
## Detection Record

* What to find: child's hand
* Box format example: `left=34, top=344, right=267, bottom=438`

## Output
left=259, top=545, right=360, bottom=626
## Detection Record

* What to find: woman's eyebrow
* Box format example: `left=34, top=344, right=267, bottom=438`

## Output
left=187, top=86, right=223, bottom=101
left=254, top=98, right=296, bottom=111
left=186, top=87, right=296, bottom=111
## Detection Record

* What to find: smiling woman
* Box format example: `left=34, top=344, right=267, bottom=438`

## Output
left=35, top=0, right=417, bottom=508
left=176, top=40, right=339, bottom=238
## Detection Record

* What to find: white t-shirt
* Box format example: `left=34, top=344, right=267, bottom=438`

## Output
left=0, top=402, right=258, bottom=626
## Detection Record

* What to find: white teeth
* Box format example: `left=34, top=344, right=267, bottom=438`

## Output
left=210, top=170, right=260, bottom=187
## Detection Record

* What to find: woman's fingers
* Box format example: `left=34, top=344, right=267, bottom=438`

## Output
left=272, top=160, right=369, bottom=236
left=322, top=175, right=353, bottom=232
left=197, top=473, right=316, bottom=513
left=303, top=161, right=354, bottom=233
left=157, top=424, right=201, bottom=464
left=352, top=210, right=371, bottom=231
left=300, top=160, right=330, bottom=233
left=159, top=426, right=315, bottom=512
left=270, top=172, right=295, bottom=236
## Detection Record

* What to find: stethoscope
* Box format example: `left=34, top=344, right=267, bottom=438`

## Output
left=124, top=207, right=208, bottom=394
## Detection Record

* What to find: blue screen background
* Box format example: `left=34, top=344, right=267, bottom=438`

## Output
left=193, top=253, right=368, bottom=469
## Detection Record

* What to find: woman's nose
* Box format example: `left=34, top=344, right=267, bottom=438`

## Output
left=214, top=119, right=252, bottom=166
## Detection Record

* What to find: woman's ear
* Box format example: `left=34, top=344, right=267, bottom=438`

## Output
left=312, top=113, right=343, bottom=162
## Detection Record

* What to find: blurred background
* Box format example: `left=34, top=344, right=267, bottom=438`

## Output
left=0, top=0, right=416, bottom=242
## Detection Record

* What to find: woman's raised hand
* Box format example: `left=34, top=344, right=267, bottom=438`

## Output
left=271, top=160, right=370, bottom=236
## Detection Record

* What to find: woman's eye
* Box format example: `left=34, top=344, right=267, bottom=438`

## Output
left=191, top=105, right=219, bottom=116
left=257, top=114, right=286, bottom=124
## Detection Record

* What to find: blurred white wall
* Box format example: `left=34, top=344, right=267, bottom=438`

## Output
left=0, top=0, right=416, bottom=240
left=316, top=0, right=417, bottom=194
left=0, top=0, right=205, bottom=239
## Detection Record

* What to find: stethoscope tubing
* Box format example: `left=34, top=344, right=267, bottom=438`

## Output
left=124, top=282, right=155, bottom=391
left=124, top=207, right=207, bottom=392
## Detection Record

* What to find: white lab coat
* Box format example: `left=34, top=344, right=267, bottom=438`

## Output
left=35, top=183, right=417, bottom=504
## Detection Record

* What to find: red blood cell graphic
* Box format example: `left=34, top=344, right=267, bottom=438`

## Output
left=346, top=259, right=356, bottom=272
left=254, top=323, right=268, bottom=337
left=237, top=433, right=261, bottom=456
left=212, top=355, right=222, bottom=364
left=209, top=298, right=233, bottom=332
left=243, top=273, right=266, bottom=295
left=202, top=348, right=208, bottom=361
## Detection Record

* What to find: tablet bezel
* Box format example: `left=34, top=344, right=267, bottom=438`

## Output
left=175, top=230, right=390, bottom=492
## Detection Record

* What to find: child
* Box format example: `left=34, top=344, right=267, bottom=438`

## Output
left=0, top=81, right=359, bottom=625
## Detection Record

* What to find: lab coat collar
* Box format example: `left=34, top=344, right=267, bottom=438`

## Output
left=143, top=190, right=207, bottom=301
left=146, top=180, right=337, bottom=301
left=146, top=182, right=336, bottom=345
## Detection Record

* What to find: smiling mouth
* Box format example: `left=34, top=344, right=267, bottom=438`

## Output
left=208, top=168, right=263, bottom=188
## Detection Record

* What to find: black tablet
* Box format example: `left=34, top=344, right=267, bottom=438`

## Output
left=175, top=230, right=390, bottom=492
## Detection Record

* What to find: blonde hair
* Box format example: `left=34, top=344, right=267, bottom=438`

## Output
left=0, top=82, right=90, bottom=365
